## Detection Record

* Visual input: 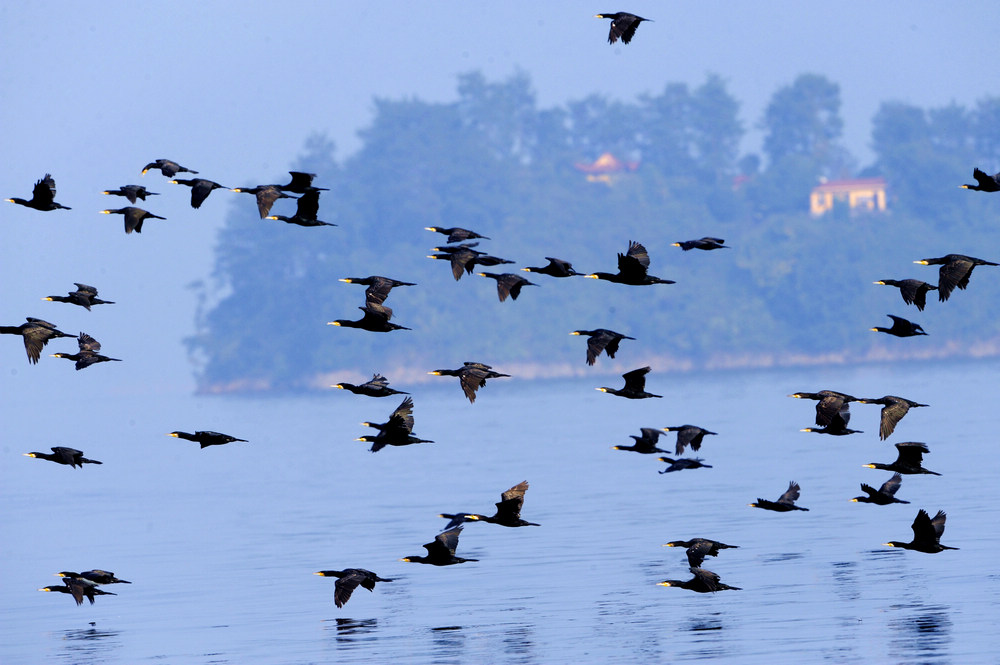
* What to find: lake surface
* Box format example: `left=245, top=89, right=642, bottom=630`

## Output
left=3, top=359, right=999, bottom=664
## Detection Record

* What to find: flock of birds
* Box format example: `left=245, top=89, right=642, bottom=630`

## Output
left=6, top=12, right=1000, bottom=608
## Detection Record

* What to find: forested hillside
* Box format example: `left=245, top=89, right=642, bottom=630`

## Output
left=188, top=71, right=1000, bottom=392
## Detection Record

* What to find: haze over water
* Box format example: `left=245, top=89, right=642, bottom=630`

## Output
left=3, top=360, right=998, bottom=663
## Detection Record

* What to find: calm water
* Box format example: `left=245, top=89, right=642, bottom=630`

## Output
left=3, top=359, right=999, bottom=664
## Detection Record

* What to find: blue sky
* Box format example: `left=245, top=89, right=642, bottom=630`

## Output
left=2, top=1, right=997, bottom=391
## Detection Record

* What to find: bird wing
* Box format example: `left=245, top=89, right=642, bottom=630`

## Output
left=388, top=397, right=416, bottom=433
left=427, top=527, right=462, bottom=557
left=295, top=189, right=321, bottom=219
left=910, top=509, right=935, bottom=544
left=879, top=473, right=903, bottom=497
left=583, top=331, right=610, bottom=366
left=333, top=571, right=364, bottom=608
left=72, top=283, right=98, bottom=296
left=621, top=366, right=650, bottom=392
left=937, top=257, right=973, bottom=300
left=686, top=541, right=712, bottom=569
left=778, top=481, right=801, bottom=505
left=878, top=399, right=911, bottom=440
left=77, top=333, right=101, bottom=352
left=33, top=175, right=57, bottom=206
left=858, top=483, right=879, bottom=499
left=459, top=369, right=487, bottom=403
left=619, top=240, right=651, bottom=274
left=617, top=15, right=642, bottom=44
left=929, top=510, right=948, bottom=539
left=816, top=394, right=848, bottom=427
left=691, top=567, right=721, bottom=592
left=895, top=441, right=928, bottom=466
left=495, top=481, right=528, bottom=519
left=254, top=186, right=284, bottom=218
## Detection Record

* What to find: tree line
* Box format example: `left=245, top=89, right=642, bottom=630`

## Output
left=188, top=71, right=1000, bottom=392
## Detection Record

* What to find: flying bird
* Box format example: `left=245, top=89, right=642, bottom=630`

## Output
left=100, top=206, right=165, bottom=234
left=278, top=171, right=327, bottom=193
left=43, top=283, right=114, bottom=310
left=333, top=373, right=408, bottom=398
left=788, top=390, right=857, bottom=430
left=357, top=396, right=432, bottom=452
left=24, top=446, right=102, bottom=468
left=873, top=279, right=937, bottom=311
left=478, top=272, right=538, bottom=302
left=521, top=257, right=580, bottom=278
left=959, top=168, right=1000, bottom=192
left=870, top=314, right=927, bottom=338
left=170, top=178, right=228, bottom=208
left=594, top=12, right=651, bottom=45
left=439, top=481, right=539, bottom=529
left=612, top=427, right=668, bottom=454
left=662, top=425, right=717, bottom=455
left=339, top=276, right=415, bottom=306
left=266, top=189, right=335, bottom=227
left=400, top=526, right=477, bottom=566
left=596, top=366, right=661, bottom=399
left=749, top=481, right=809, bottom=512
left=328, top=304, right=410, bottom=332
left=1, top=317, right=74, bottom=363
left=102, top=184, right=159, bottom=204
left=856, top=395, right=927, bottom=440
left=863, top=441, right=939, bottom=475
left=168, top=431, right=248, bottom=448
left=314, top=569, right=393, bottom=608
left=672, top=237, right=728, bottom=251
left=425, top=226, right=489, bottom=243
left=231, top=184, right=295, bottom=218
left=428, top=362, right=509, bottom=404
left=657, top=457, right=712, bottom=473
left=56, top=570, right=131, bottom=585
left=914, top=254, right=998, bottom=301
left=851, top=473, right=909, bottom=505
left=7, top=174, right=71, bottom=211
left=570, top=328, right=635, bottom=366
left=586, top=240, right=675, bottom=285
left=657, top=567, right=740, bottom=593
left=142, top=159, right=197, bottom=177
left=51, top=332, right=121, bottom=370
left=39, top=579, right=116, bottom=606
left=884, top=509, right=957, bottom=553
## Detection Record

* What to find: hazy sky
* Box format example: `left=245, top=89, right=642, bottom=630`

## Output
left=2, top=1, right=997, bottom=393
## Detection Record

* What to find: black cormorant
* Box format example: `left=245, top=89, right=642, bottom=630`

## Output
left=168, top=431, right=248, bottom=448
left=400, top=526, right=478, bottom=566
left=43, top=283, right=114, bottom=310
left=594, top=12, right=651, bottom=44
left=885, top=509, right=957, bottom=553
left=857, top=395, right=927, bottom=440
left=914, top=254, right=998, bottom=301
left=6, top=174, right=71, bottom=211
left=357, top=397, right=432, bottom=452
left=24, top=446, right=102, bottom=468
left=873, top=279, right=937, bottom=311
left=586, top=241, right=675, bottom=285
left=788, top=390, right=857, bottom=430
left=100, top=206, right=165, bottom=234
left=279, top=171, right=327, bottom=193
left=439, top=481, right=539, bottom=529
left=749, top=481, right=809, bottom=511
left=960, top=168, right=1000, bottom=192
left=266, top=189, right=335, bottom=227
left=57, top=570, right=131, bottom=585
left=231, top=184, right=294, bottom=218
left=102, top=185, right=158, bottom=204
left=315, top=569, right=393, bottom=608
left=864, top=441, right=939, bottom=475
left=662, top=425, right=717, bottom=454
left=428, top=362, right=509, bottom=403
left=169, top=178, right=227, bottom=208
left=425, top=226, right=489, bottom=243
left=478, top=272, right=538, bottom=302
left=339, top=276, right=415, bottom=306
left=333, top=373, right=408, bottom=397
left=851, top=473, right=909, bottom=505
left=1, top=317, right=73, bottom=363
left=657, top=567, right=740, bottom=593
left=571, top=328, right=635, bottom=366
left=39, top=579, right=116, bottom=605
left=657, top=457, right=712, bottom=473
left=142, top=159, right=197, bottom=177
left=51, top=332, right=121, bottom=370
left=672, top=237, right=728, bottom=251
left=870, top=314, right=927, bottom=337
left=612, top=427, right=668, bottom=454
left=597, top=366, right=661, bottom=399
left=328, top=304, right=410, bottom=332
left=521, top=257, right=580, bottom=277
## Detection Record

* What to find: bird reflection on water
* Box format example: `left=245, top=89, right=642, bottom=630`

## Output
left=888, top=606, right=953, bottom=663
left=58, top=625, right=122, bottom=663
left=327, top=617, right=378, bottom=647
